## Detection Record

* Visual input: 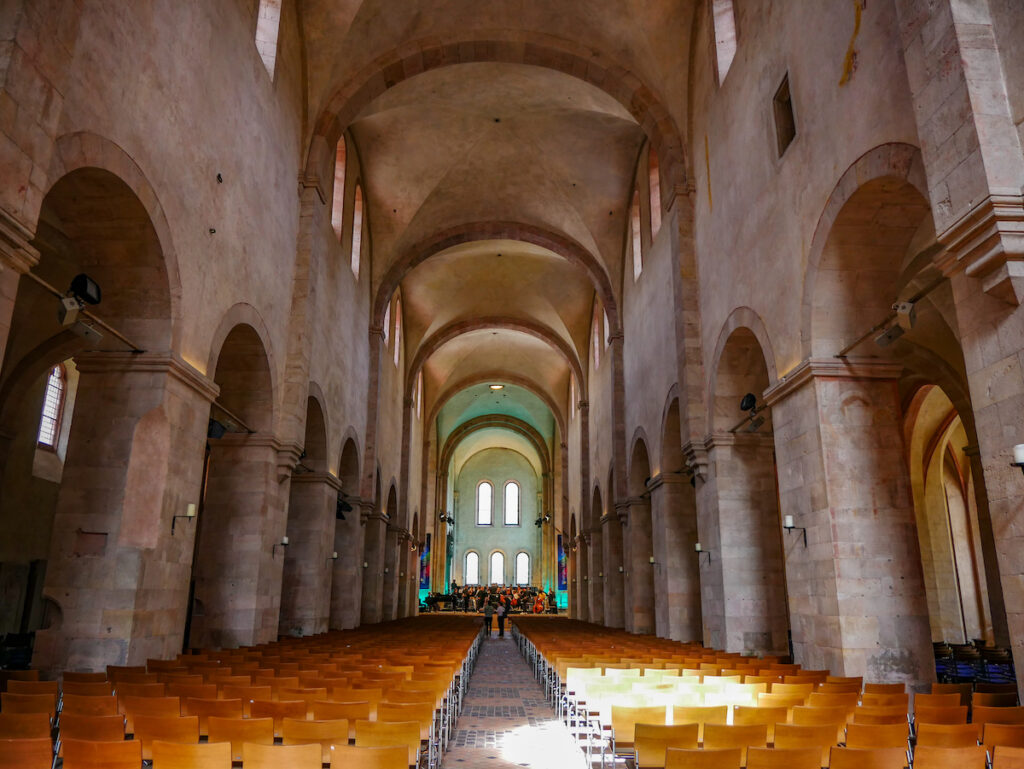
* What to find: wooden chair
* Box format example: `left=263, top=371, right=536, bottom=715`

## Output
left=220, top=684, right=272, bottom=714
left=61, top=693, right=118, bottom=716
left=121, top=695, right=180, bottom=734
left=852, top=705, right=910, bottom=725
left=57, top=713, right=125, bottom=756
left=61, top=681, right=112, bottom=697
left=327, top=743, right=410, bottom=769
left=354, top=719, right=421, bottom=767
left=282, top=718, right=350, bottom=764
left=863, top=684, right=905, bottom=695
left=313, top=699, right=371, bottom=737
left=62, top=738, right=142, bottom=769
left=133, top=714, right=200, bottom=761
left=975, top=692, right=1020, bottom=708
left=731, top=706, right=787, bottom=743
left=62, top=672, right=108, bottom=684
left=670, top=704, right=729, bottom=742
left=829, top=746, right=908, bottom=769
left=250, top=699, right=308, bottom=738
left=608, top=704, right=667, bottom=758
left=206, top=715, right=274, bottom=761
left=0, top=712, right=50, bottom=739
left=633, top=723, right=699, bottom=769
left=914, top=705, right=969, bottom=726
left=0, top=737, right=53, bottom=769
left=114, top=681, right=166, bottom=711
left=6, top=680, right=59, bottom=698
left=0, top=692, right=55, bottom=721
left=791, top=705, right=846, bottom=742
left=912, top=745, right=989, bottom=769
left=914, top=693, right=962, bottom=709
left=916, top=722, right=982, bottom=747
left=931, top=683, right=973, bottom=708
left=746, top=747, right=821, bottom=769
left=818, top=682, right=861, bottom=694
left=974, top=706, right=1024, bottom=730
left=993, top=746, right=1024, bottom=769
left=986, top=723, right=1024, bottom=749
left=845, top=721, right=909, bottom=749
left=180, top=697, right=243, bottom=737
left=241, top=741, right=322, bottom=769
left=702, top=723, right=768, bottom=766
left=862, top=692, right=909, bottom=709
left=166, top=683, right=218, bottom=701
left=665, top=747, right=742, bottom=769
left=773, top=723, right=838, bottom=767
left=150, top=739, right=232, bottom=769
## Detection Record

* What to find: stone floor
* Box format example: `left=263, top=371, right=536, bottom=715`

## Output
left=442, top=630, right=586, bottom=769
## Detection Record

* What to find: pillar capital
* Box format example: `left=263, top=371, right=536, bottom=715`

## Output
left=764, top=356, right=903, bottom=407
left=297, top=171, right=327, bottom=205
left=645, top=472, right=689, bottom=492
left=290, top=470, right=343, bottom=491
left=0, top=209, right=39, bottom=275
left=681, top=440, right=708, bottom=484
left=72, top=351, right=219, bottom=403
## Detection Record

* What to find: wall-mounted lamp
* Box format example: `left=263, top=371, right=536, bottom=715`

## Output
left=534, top=514, right=551, bottom=527
left=583, top=575, right=588, bottom=581
left=362, top=561, right=369, bottom=568
left=1012, top=444, right=1024, bottom=477
left=384, top=567, right=389, bottom=574
left=695, top=542, right=711, bottom=564
left=439, top=513, right=454, bottom=524
left=782, top=515, right=807, bottom=547
left=617, top=565, right=623, bottom=573
left=171, top=503, right=197, bottom=534
left=410, top=541, right=418, bottom=551
left=648, top=556, right=655, bottom=564
left=598, top=572, right=603, bottom=578
left=272, top=536, right=289, bottom=558
left=327, top=551, right=338, bottom=563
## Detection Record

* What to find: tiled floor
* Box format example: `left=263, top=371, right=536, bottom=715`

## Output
left=442, top=631, right=586, bottom=769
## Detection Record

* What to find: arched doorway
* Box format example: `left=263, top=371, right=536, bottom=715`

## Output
left=330, top=437, right=361, bottom=629
left=626, top=437, right=655, bottom=634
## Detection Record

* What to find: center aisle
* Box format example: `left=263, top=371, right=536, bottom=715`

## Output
left=442, top=628, right=586, bottom=769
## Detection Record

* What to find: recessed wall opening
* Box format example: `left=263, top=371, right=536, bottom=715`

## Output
left=773, top=74, right=796, bottom=157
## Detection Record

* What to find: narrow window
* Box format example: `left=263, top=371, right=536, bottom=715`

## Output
left=415, top=371, right=423, bottom=419
left=603, top=310, right=611, bottom=350
left=712, top=0, right=738, bottom=85
left=465, top=552, right=480, bottom=585
left=631, top=191, right=643, bottom=281
left=37, top=365, right=66, bottom=448
left=592, top=306, right=601, bottom=370
left=504, top=481, right=520, bottom=525
left=569, top=375, right=575, bottom=421
left=490, top=551, right=505, bottom=585
left=515, top=552, right=530, bottom=586
left=649, top=148, right=662, bottom=239
left=382, top=302, right=391, bottom=346
left=254, top=0, right=282, bottom=79
left=331, top=139, right=346, bottom=239
left=393, top=299, right=402, bottom=367
left=773, top=74, right=796, bottom=157
left=351, top=185, right=364, bottom=278
left=477, top=481, right=493, bottom=525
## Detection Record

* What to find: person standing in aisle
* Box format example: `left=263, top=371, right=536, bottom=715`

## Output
left=496, top=601, right=506, bottom=637
left=483, top=600, right=494, bottom=638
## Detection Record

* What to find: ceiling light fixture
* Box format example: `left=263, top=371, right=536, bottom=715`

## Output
left=489, top=384, right=504, bottom=391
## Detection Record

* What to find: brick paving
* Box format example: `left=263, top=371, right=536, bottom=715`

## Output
left=442, top=634, right=586, bottom=769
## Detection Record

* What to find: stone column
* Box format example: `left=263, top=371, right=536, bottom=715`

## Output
left=649, top=473, right=702, bottom=641
left=0, top=212, right=39, bottom=373
left=280, top=472, right=339, bottom=636
left=360, top=505, right=387, bottom=624
left=575, top=536, right=589, bottom=621
left=381, top=526, right=400, bottom=621
left=31, top=352, right=216, bottom=673
left=602, top=509, right=625, bottom=628
left=330, top=493, right=364, bottom=630
left=963, top=446, right=1009, bottom=647
left=588, top=529, right=604, bottom=624
left=767, top=359, right=934, bottom=687
left=625, top=495, right=656, bottom=634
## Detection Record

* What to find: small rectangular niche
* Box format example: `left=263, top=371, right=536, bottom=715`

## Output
left=773, top=73, right=796, bottom=157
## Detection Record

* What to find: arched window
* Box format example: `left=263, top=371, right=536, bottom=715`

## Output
left=37, top=364, right=66, bottom=448
left=415, top=371, right=423, bottom=418
left=591, top=304, right=601, bottom=369
left=382, top=302, right=391, bottom=345
left=254, top=0, right=282, bottom=78
left=504, top=481, right=520, bottom=525
left=465, top=552, right=480, bottom=585
left=331, top=139, right=346, bottom=239
left=490, top=551, right=504, bottom=585
left=476, top=481, right=493, bottom=525
left=351, top=185, right=364, bottom=278
left=711, top=0, right=738, bottom=85
left=649, top=148, right=662, bottom=239
left=393, top=299, right=402, bottom=366
left=515, top=552, right=530, bottom=585
left=631, top=190, right=643, bottom=280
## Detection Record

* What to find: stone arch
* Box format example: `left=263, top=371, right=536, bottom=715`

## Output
left=439, top=414, right=552, bottom=481
left=628, top=427, right=654, bottom=495
left=626, top=433, right=655, bottom=634
left=330, top=433, right=363, bottom=630
left=305, top=381, right=330, bottom=468
left=207, top=323, right=276, bottom=435
left=306, top=33, right=687, bottom=212
left=427, top=370, right=566, bottom=438
left=407, top=315, right=586, bottom=398
left=707, top=307, right=776, bottom=435
left=337, top=433, right=361, bottom=491
left=301, top=394, right=329, bottom=471
left=205, top=303, right=278, bottom=407
left=588, top=483, right=605, bottom=624
left=375, top=223, right=621, bottom=337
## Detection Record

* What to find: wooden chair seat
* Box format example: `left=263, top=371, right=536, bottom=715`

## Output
left=62, top=738, right=141, bottom=769
left=829, top=746, right=907, bottom=769
left=0, top=737, right=53, bottom=769
left=746, top=746, right=821, bottom=769
left=150, top=739, right=232, bottom=769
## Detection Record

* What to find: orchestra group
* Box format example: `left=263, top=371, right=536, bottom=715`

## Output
left=421, top=583, right=555, bottom=616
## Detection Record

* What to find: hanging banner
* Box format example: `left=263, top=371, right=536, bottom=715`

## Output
left=557, top=533, right=568, bottom=591
left=419, top=533, right=431, bottom=589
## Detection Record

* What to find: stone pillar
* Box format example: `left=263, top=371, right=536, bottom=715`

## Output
left=649, top=473, right=702, bottom=641
left=330, top=493, right=364, bottom=630
left=360, top=506, right=387, bottom=624
left=188, top=434, right=297, bottom=650
left=575, top=537, right=589, bottom=621
left=588, top=529, right=604, bottom=624
left=382, top=526, right=400, bottom=621
left=31, top=352, right=216, bottom=673
left=602, top=510, right=625, bottom=628
left=625, top=495, right=656, bottom=634
left=280, top=472, right=339, bottom=636
left=963, top=446, right=1010, bottom=648
left=767, top=359, right=934, bottom=687
left=0, top=212, right=39, bottom=373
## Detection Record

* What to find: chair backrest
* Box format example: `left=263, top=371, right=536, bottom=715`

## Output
left=62, top=693, right=118, bottom=716
left=807, top=691, right=859, bottom=712
left=121, top=695, right=180, bottom=734
left=62, top=738, right=142, bottom=769
left=931, top=683, right=973, bottom=707
left=181, top=697, right=243, bottom=736
left=985, top=723, right=1024, bottom=749
left=0, top=712, right=50, bottom=739
left=326, top=743, right=410, bottom=769
left=773, top=723, right=839, bottom=767
left=863, top=684, right=906, bottom=695
left=611, top=704, right=668, bottom=744
left=670, top=704, right=729, bottom=739
left=249, top=699, right=308, bottom=737
left=852, top=705, right=910, bottom=725
left=817, top=682, right=861, bottom=694
left=862, top=692, right=909, bottom=708
left=791, top=704, right=847, bottom=741
left=664, top=747, right=742, bottom=769
left=911, top=745, right=989, bottom=769
left=6, top=680, right=58, bottom=697
left=282, top=717, right=350, bottom=764
left=976, top=693, right=1020, bottom=708
left=702, top=723, right=768, bottom=765
left=61, top=681, right=113, bottom=697
left=312, top=699, right=371, bottom=734
left=240, top=741, right=322, bottom=769
left=845, top=720, right=909, bottom=749
left=354, top=719, right=421, bottom=766
left=916, top=722, right=982, bottom=747
left=633, top=723, right=699, bottom=769
left=746, top=746, right=822, bottom=769
left=150, top=739, right=232, bottom=769
left=0, top=692, right=55, bottom=719
left=62, top=672, right=108, bottom=684
left=975, top=706, right=1024, bottom=728
left=914, top=705, right=969, bottom=725
left=829, top=746, right=908, bottom=769
left=771, top=683, right=815, bottom=697
left=206, top=716, right=274, bottom=761
left=133, top=714, right=200, bottom=761
left=915, top=693, right=962, bottom=709
left=377, top=701, right=434, bottom=740
left=0, top=737, right=54, bottom=769
left=166, top=683, right=217, bottom=701
left=993, top=746, right=1024, bottom=769
left=58, top=714, right=125, bottom=753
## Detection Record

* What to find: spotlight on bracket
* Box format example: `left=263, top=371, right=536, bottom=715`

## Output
left=875, top=301, right=917, bottom=347
left=58, top=273, right=101, bottom=326
left=736, top=392, right=765, bottom=433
